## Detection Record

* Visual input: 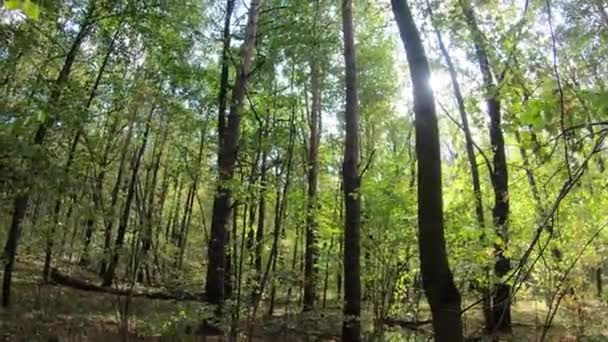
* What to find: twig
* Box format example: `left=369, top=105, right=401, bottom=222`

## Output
left=439, top=102, right=493, bottom=176
left=359, top=149, right=376, bottom=179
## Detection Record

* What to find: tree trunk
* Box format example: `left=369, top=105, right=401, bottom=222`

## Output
left=322, top=235, right=334, bottom=310
left=137, top=122, right=169, bottom=274
left=205, top=0, right=262, bottom=308
left=428, top=3, right=484, bottom=227
left=175, top=184, right=194, bottom=268
left=459, top=0, right=511, bottom=332
left=304, top=29, right=322, bottom=312
left=392, top=0, right=464, bottom=340
left=253, top=112, right=296, bottom=315
left=2, top=3, right=95, bottom=307
left=99, top=118, right=136, bottom=276
left=102, top=107, right=154, bottom=287
left=341, top=1, right=362, bottom=340
left=597, top=267, right=603, bottom=298
left=80, top=168, right=104, bottom=268
left=43, top=23, right=120, bottom=280
left=515, top=130, right=542, bottom=207
left=252, top=151, right=268, bottom=305
left=217, top=0, right=235, bottom=144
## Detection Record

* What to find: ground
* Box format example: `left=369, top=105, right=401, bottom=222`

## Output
left=1, top=259, right=607, bottom=341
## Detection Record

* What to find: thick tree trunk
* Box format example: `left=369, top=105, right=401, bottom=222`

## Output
left=1, top=3, right=95, bottom=307
left=205, top=0, right=262, bottom=307
left=392, top=0, right=464, bottom=340
left=102, top=107, right=154, bottom=287
left=459, top=0, right=511, bottom=332
left=341, top=1, right=362, bottom=340
left=217, top=0, right=235, bottom=143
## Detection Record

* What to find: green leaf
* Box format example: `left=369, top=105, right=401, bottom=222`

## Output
left=4, top=0, right=21, bottom=9
left=520, top=103, right=543, bottom=128
left=22, top=0, right=40, bottom=19
left=3, top=0, right=40, bottom=19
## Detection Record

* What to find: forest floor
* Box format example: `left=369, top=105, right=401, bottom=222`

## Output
left=1, top=259, right=608, bottom=341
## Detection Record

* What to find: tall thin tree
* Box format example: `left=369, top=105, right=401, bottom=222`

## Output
left=304, top=0, right=322, bottom=312
left=460, top=0, right=512, bottom=332
left=205, top=0, right=262, bottom=307
left=341, top=0, right=362, bottom=340
left=2, top=2, right=96, bottom=307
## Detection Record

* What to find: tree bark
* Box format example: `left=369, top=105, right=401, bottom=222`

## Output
left=205, top=0, right=262, bottom=307
left=217, top=0, right=235, bottom=144
left=392, top=0, right=464, bottom=340
left=304, top=34, right=322, bottom=312
left=341, top=0, right=362, bottom=340
left=252, top=151, right=267, bottom=305
left=2, top=3, right=95, bottom=307
left=459, top=0, right=511, bottom=332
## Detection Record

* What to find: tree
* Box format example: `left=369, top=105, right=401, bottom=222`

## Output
left=391, top=0, right=464, bottom=340
left=102, top=106, right=154, bottom=287
left=2, top=1, right=96, bottom=307
left=341, top=0, right=362, bottom=340
left=205, top=0, right=263, bottom=308
left=459, top=0, right=512, bottom=332
left=303, top=0, right=322, bottom=312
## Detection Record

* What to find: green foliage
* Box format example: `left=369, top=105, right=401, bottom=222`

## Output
left=1, top=0, right=608, bottom=339
left=4, top=0, right=40, bottom=19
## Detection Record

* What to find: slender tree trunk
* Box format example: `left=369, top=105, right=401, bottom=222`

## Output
left=253, top=113, right=296, bottom=315
left=43, top=24, right=120, bottom=280
left=2, top=3, right=95, bottom=307
left=428, top=3, right=484, bottom=227
left=267, top=137, right=295, bottom=317
left=79, top=119, right=118, bottom=267
left=460, top=0, right=511, bottom=332
left=205, top=0, right=262, bottom=308
left=322, top=235, right=334, bottom=310
left=515, top=130, right=542, bottom=207
left=597, top=267, right=603, bottom=298
left=175, top=185, right=194, bottom=267
left=304, top=31, right=322, bottom=312
left=252, top=151, right=267, bottom=305
left=137, top=122, right=168, bottom=274
left=226, top=202, right=238, bottom=300
left=102, top=107, right=154, bottom=287
left=341, top=1, right=362, bottom=339
left=99, top=119, right=136, bottom=276
left=392, top=0, right=464, bottom=340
